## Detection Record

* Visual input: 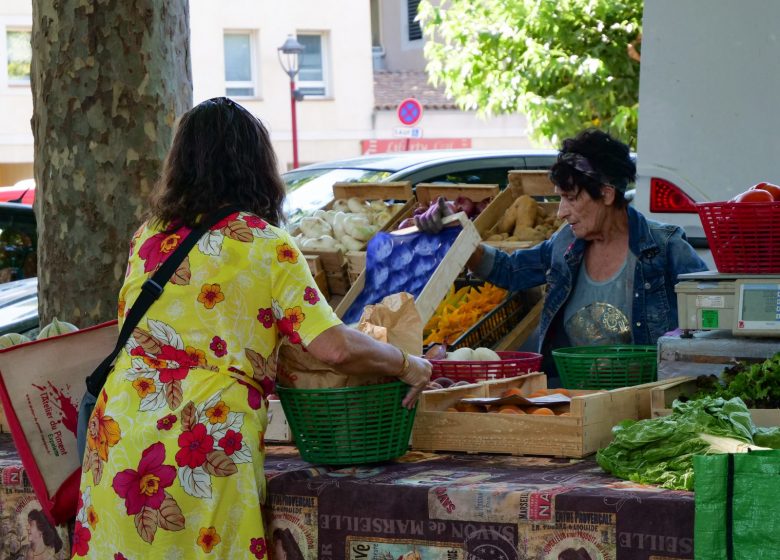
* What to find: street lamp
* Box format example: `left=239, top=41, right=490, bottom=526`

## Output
left=277, top=35, right=305, bottom=169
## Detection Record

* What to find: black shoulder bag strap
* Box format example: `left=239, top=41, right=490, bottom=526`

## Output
left=85, top=205, right=242, bottom=397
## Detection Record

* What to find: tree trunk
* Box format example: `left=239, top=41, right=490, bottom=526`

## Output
left=30, top=0, right=191, bottom=328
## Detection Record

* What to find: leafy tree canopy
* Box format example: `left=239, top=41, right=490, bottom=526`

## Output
left=419, top=0, right=643, bottom=148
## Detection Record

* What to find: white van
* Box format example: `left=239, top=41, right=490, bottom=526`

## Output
left=634, top=1, right=780, bottom=269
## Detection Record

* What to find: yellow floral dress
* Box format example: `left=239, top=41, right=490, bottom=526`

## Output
left=73, top=211, right=340, bottom=559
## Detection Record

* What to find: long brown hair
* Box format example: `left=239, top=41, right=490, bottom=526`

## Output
left=149, top=97, right=286, bottom=228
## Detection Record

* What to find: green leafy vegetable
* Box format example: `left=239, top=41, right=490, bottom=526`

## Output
left=692, top=352, right=780, bottom=407
left=596, top=396, right=780, bottom=490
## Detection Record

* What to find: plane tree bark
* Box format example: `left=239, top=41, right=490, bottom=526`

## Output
left=30, top=0, right=191, bottom=327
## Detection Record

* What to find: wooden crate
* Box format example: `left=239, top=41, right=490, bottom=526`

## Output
left=508, top=170, right=556, bottom=196
left=334, top=212, right=482, bottom=326
left=331, top=181, right=415, bottom=232
left=650, top=376, right=780, bottom=428
left=473, top=187, right=560, bottom=253
left=412, top=373, right=671, bottom=458
left=415, top=183, right=500, bottom=206
left=325, top=264, right=350, bottom=296
left=305, top=254, right=323, bottom=276
left=345, top=250, right=367, bottom=283
left=314, top=269, right=330, bottom=301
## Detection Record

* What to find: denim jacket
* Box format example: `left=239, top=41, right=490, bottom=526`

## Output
left=474, top=206, right=708, bottom=353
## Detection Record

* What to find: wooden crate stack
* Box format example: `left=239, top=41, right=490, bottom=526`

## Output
left=297, top=181, right=415, bottom=299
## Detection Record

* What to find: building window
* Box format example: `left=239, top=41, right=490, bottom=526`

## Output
left=407, top=0, right=422, bottom=42
left=296, top=33, right=328, bottom=97
left=6, top=29, right=31, bottom=85
left=223, top=31, right=256, bottom=98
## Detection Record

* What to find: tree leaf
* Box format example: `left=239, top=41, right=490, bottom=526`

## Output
left=165, top=380, right=183, bottom=410
left=170, top=257, right=191, bottom=285
left=222, top=220, right=254, bottom=242
left=133, top=328, right=163, bottom=354
left=134, top=506, right=158, bottom=543
left=157, top=492, right=185, bottom=532
left=203, top=450, right=238, bottom=477
left=181, top=401, right=197, bottom=431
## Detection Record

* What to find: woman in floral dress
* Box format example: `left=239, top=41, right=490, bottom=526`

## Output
left=73, top=97, right=431, bottom=559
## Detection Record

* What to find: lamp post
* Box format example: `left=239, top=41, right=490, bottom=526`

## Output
left=277, top=35, right=305, bottom=169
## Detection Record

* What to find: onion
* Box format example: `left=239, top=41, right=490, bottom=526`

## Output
left=475, top=196, right=492, bottom=215
left=454, top=196, right=476, bottom=218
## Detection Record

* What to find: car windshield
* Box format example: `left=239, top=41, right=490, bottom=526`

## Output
left=283, top=167, right=393, bottom=226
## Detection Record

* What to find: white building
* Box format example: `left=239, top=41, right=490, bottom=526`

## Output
left=0, top=0, right=536, bottom=182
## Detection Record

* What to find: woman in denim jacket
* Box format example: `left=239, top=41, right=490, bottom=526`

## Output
left=418, top=129, right=708, bottom=381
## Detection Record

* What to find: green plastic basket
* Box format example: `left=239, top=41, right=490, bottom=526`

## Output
left=276, top=381, right=416, bottom=465
left=552, top=345, right=658, bottom=390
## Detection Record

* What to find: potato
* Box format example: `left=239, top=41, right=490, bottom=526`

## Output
left=495, top=206, right=517, bottom=234
left=513, top=226, right=546, bottom=242
left=512, top=195, right=538, bottom=231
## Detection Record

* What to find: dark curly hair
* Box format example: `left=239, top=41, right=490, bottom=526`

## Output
left=548, top=128, right=635, bottom=208
left=149, top=97, right=286, bottom=228
left=28, top=509, right=63, bottom=552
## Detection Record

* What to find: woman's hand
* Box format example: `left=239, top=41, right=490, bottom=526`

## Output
left=399, top=355, right=432, bottom=409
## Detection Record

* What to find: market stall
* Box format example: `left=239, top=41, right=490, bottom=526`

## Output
left=0, top=175, right=778, bottom=560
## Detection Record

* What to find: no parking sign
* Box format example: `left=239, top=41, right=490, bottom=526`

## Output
left=397, top=98, right=423, bottom=126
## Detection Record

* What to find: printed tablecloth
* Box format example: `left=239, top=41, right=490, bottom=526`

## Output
left=264, top=446, right=694, bottom=560
left=0, top=434, right=694, bottom=560
left=0, top=434, right=70, bottom=559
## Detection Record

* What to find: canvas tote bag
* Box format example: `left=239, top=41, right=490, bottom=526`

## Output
left=0, top=321, right=116, bottom=524
left=694, top=450, right=780, bottom=559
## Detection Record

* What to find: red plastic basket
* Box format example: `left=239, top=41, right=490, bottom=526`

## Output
left=430, top=351, right=543, bottom=384
left=696, top=201, right=780, bottom=273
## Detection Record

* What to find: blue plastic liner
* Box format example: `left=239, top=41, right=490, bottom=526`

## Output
left=342, top=225, right=462, bottom=324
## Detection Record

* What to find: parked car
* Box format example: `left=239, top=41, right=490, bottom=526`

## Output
left=0, top=179, right=35, bottom=204
left=282, top=149, right=558, bottom=224
left=0, top=277, right=38, bottom=337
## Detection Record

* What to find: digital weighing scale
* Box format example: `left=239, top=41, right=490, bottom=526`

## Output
left=675, top=271, right=780, bottom=337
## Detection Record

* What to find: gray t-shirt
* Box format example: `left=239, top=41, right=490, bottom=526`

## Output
left=563, top=253, right=635, bottom=346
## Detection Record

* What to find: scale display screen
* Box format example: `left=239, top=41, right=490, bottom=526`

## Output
left=736, top=281, right=780, bottom=334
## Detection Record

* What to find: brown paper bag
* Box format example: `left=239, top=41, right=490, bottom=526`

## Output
left=277, top=292, right=422, bottom=389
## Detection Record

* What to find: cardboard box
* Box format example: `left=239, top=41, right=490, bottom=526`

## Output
left=334, top=213, right=482, bottom=326
left=266, top=399, right=293, bottom=442
left=650, top=376, right=780, bottom=428
left=412, top=373, right=671, bottom=458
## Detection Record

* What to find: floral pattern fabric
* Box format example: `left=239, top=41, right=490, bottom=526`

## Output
left=75, top=211, right=340, bottom=558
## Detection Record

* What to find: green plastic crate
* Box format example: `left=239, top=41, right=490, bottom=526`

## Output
left=276, top=381, right=416, bottom=465
left=552, top=345, right=658, bottom=390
